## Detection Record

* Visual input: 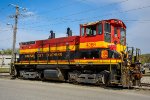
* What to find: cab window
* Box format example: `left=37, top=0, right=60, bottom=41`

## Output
left=114, top=27, right=118, bottom=37
left=105, top=23, right=111, bottom=33
left=86, top=25, right=96, bottom=36
left=104, top=23, right=111, bottom=42
left=98, top=23, right=102, bottom=34
left=81, top=27, right=85, bottom=36
left=120, top=28, right=126, bottom=45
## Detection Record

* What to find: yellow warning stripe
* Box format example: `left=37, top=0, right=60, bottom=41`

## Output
left=20, top=45, right=76, bottom=54
left=79, top=41, right=126, bottom=53
left=20, top=41, right=126, bottom=54
left=79, top=41, right=109, bottom=49
left=20, top=41, right=109, bottom=54
left=15, top=59, right=122, bottom=65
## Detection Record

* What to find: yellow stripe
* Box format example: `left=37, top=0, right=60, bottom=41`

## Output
left=20, top=45, right=76, bottom=54
left=80, top=41, right=126, bottom=54
left=74, top=59, right=122, bottom=63
left=116, top=44, right=126, bottom=54
left=79, top=41, right=109, bottom=49
left=20, top=41, right=126, bottom=54
left=15, top=59, right=122, bottom=65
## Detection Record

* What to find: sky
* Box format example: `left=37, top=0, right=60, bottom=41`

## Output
left=0, top=0, right=150, bottom=54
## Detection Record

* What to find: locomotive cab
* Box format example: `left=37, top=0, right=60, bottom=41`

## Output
left=79, top=19, right=126, bottom=53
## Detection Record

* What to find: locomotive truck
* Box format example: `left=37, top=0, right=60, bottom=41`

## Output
left=11, top=19, right=142, bottom=87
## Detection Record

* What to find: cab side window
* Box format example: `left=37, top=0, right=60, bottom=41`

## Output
left=114, top=27, right=118, bottom=37
left=98, top=23, right=102, bottom=34
left=104, top=23, right=111, bottom=42
left=105, top=23, right=111, bottom=34
left=81, top=27, right=85, bottom=36
left=120, top=28, right=126, bottom=45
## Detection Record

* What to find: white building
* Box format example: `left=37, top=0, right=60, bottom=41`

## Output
left=0, top=55, right=19, bottom=67
left=143, top=63, right=150, bottom=68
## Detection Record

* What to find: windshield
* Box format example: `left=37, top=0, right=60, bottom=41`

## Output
left=86, top=25, right=96, bottom=36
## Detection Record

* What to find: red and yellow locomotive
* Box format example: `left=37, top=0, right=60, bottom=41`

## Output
left=13, top=19, right=142, bottom=87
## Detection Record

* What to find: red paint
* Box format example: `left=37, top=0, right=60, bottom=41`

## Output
left=109, top=44, right=116, bottom=51
left=20, top=19, right=126, bottom=54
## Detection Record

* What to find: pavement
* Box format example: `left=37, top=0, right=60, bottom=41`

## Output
left=0, top=78, right=150, bottom=100
left=0, top=73, right=150, bottom=90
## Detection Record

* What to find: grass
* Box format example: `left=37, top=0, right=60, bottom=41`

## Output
left=0, top=67, right=10, bottom=73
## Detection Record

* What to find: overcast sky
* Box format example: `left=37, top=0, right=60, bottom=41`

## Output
left=0, top=0, right=150, bottom=54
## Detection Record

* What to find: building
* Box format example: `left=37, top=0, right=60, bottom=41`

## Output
left=143, top=63, right=150, bottom=68
left=0, top=55, right=19, bottom=67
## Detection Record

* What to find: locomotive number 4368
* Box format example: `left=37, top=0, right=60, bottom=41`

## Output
left=86, top=42, right=96, bottom=48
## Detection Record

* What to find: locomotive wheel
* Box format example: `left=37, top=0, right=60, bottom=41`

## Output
left=68, top=75, right=78, bottom=84
left=72, top=79, right=78, bottom=85
left=95, top=80, right=101, bottom=86
left=68, top=72, right=79, bottom=84
left=40, top=72, right=46, bottom=81
left=100, top=70, right=110, bottom=86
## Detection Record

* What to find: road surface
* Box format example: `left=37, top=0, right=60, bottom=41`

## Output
left=0, top=78, right=150, bottom=100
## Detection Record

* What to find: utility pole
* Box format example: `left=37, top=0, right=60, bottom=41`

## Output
left=11, top=5, right=19, bottom=74
left=9, top=4, right=19, bottom=75
left=9, top=4, right=27, bottom=76
left=12, top=5, right=19, bottom=63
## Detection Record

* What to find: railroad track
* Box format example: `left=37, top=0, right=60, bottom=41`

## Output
left=1, top=74, right=150, bottom=89
left=0, top=73, right=10, bottom=79
left=141, top=83, right=150, bottom=87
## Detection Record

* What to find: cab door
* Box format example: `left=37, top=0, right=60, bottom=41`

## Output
left=112, top=27, right=120, bottom=44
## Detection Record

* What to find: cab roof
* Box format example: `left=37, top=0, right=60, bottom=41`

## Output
left=81, top=19, right=126, bottom=28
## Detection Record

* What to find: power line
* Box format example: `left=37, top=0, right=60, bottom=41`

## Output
left=18, top=27, right=47, bottom=32
left=122, top=20, right=150, bottom=24
left=0, top=29, right=12, bottom=32
left=0, top=6, right=7, bottom=13
left=0, top=37, right=12, bottom=41
left=37, top=0, right=87, bottom=15
left=15, top=19, right=150, bottom=32
left=69, top=5, right=150, bottom=23
left=0, top=7, right=5, bottom=12
left=45, top=0, right=129, bottom=22
left=21, top=0, right=128, bottom=26
left=17, top=0, right=89, bottom=26
left=22, top=4, right=150, bottom=29
left=123, top=20, right=150, bottom=22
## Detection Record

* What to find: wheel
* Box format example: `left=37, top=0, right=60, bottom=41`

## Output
left=40, top=72, right=46, bottom=81
left=68, top=71, right=79, bottom=84
left=100, top=70, right=110, bottom=86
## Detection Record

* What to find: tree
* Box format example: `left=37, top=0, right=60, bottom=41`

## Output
left=140, top=54, right=150, bottom=64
